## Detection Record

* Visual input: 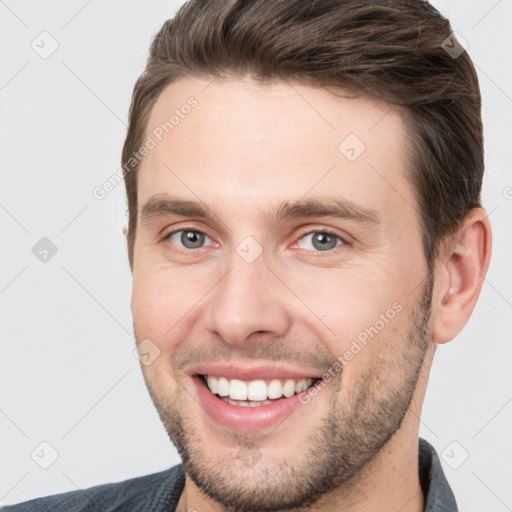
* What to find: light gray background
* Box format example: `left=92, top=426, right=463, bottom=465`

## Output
left=0, top=0, right=510, bottom=510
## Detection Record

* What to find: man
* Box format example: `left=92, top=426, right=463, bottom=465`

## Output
left=3, top=0, right=492, bottom=510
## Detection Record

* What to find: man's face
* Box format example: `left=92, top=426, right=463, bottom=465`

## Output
left=131, top=77, right=433, bottom=511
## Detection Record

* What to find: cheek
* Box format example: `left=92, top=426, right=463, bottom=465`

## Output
left=131, top=266, right=205, bottom=351
left=289, top=266, right=410, bottom=376
left=294, top=265, right=401, bottom=332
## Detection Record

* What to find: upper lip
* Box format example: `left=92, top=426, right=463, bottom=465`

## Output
left=186, top=363, right=324, bottom=381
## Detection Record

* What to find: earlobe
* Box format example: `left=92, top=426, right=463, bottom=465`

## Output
left=431, top=208, right=492, bottom=344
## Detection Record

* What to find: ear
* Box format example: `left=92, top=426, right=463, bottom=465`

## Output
left=431, top=208, right=492, bottom=344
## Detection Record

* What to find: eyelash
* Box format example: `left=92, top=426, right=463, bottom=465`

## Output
left=162, top=227, right=347, bottom=257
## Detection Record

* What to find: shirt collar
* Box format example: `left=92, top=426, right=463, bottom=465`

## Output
left=419, top=437, right=459, bottom=511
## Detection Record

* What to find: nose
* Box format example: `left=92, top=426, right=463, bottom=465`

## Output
left=202, top=253, right=292, bottom=347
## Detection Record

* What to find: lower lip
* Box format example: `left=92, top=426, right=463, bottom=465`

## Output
left=192, top=375, right=315, bottom=431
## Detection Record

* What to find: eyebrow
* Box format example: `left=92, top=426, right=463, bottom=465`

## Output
left=140, top=194, right=380, bottom=226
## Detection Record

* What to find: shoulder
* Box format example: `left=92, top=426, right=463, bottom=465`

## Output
left=1, top=464, right=185, bottom=512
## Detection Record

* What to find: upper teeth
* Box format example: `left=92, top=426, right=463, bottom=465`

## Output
left=206, top=376, right=314, bottom=401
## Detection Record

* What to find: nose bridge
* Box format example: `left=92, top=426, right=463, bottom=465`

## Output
left=203, top=247, right=291, bottom=346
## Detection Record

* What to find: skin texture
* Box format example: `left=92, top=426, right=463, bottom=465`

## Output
left=130, top=77, right=492, bottom=512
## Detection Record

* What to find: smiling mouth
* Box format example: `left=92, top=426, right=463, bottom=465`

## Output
left=198, top=374, right=322, bottom=407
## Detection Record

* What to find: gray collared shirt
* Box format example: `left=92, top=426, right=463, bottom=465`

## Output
left=1, top=437, right=457, bottom=511
left=419, top=437, right=459, bottom=511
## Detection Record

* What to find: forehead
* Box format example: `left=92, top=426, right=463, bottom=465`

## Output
left=137, top=76, right=414, bottom=225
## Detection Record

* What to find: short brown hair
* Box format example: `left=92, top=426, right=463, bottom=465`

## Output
left=122, top=0, right=483, bottom=271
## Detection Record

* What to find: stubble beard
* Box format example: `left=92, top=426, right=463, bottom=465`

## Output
left=139, top=274, right=433, bottom=512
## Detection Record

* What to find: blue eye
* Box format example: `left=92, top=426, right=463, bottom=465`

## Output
left=164, top=228, right=345, bottom=255
left=167, top=230, right=213, bottom=250
left=298, top=231, right=344, bottom=252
